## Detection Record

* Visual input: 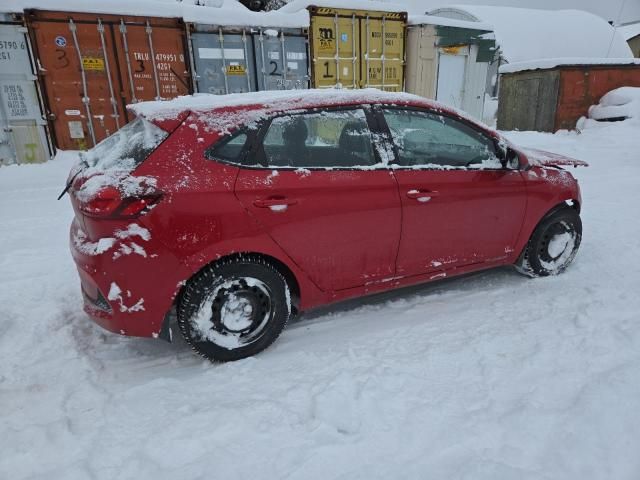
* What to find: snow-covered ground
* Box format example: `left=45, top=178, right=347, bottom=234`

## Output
left=1, top=119, right=640, bottom=479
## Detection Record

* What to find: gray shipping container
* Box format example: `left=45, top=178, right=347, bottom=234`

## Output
left=189, top=25, right=308, bottom=94
left=191, top=26, right=257, bottom=94
left=0, top=14, right=52, bottom=165
left=253, top=29, right=309, bottom=91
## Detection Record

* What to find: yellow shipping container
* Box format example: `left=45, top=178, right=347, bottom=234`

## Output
left=309, top=6, right=406, bottom=91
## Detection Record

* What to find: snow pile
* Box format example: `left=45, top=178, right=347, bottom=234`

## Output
left=587, top=87, right=640, bottom=122
left=280, top=0, right=407, bottom=14
left=429, top=6, right=633, bottom=63
left=1, top=0, right=309, bottom=28
left=181, top=2, right=308, bottom=28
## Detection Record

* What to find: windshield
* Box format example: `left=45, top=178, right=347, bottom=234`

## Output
left=81, top=118, right=168, bottom=171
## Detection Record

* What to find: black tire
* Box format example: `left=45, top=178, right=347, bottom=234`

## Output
left=177, top=256, right=291, bottom=362
left=516, top=207, right=582, bottom=277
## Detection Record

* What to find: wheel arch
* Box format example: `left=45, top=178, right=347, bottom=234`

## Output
left=176, top=251, right=302, bottom=311
left=516, top=198, right=581, bottom=262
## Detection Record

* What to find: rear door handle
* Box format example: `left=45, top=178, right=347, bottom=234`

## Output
left=406, top=189, right=439, bottom=202
left=253, top=196, right=298, bottom=209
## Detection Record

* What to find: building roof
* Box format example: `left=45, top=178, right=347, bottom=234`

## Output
left=618, top=22, right=640, bottom=41
left=428, top=5, right=633, bottom=63
left=499, top=57, right=640, bottom=74
left=407, top=13, right=492, bottom=30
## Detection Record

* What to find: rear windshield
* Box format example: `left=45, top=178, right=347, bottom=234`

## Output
left=81, top=118, right=168, bottom=171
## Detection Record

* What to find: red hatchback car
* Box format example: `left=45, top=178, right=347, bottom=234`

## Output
left=67, top=89, right=586, bottom=361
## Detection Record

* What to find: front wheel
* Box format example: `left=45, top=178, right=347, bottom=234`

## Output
left=177, top=256, right=292, bottom=362
left=516, top=207, right=582, bottom=277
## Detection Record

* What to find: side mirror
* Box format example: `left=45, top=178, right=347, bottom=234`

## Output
left=504, top=147, right=520, bottom=170
left=495, top=140, right=519, bottom=170
left=494, top=140, right=509, bottom=169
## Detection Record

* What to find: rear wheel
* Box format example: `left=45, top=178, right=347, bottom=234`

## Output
left=178, top=256, right=291, bottom=362
left=516, top=207, right=582, bottom=277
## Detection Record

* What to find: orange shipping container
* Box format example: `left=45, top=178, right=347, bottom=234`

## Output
left=26, top=10, right=191, bottom=150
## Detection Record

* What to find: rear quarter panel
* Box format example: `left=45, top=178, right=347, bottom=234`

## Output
left=135, top=114, right=325, bottom=309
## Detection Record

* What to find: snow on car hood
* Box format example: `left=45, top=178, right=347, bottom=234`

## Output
left=521, top=148, right=589, bottom=168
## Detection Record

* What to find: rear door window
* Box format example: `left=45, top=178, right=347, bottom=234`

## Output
left=258, top=109, right=377, bottom=168
left=206, top=131, right=250, bottom=163
left=82, top=117, right=168, bottom=171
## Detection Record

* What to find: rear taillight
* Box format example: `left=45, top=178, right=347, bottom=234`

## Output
left=78, top=187, right=162, bottom=219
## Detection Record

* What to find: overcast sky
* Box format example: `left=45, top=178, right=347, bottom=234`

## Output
left=387, top=0, right=640, bottom=24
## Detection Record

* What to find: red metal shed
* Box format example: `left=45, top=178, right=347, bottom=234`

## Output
left=497, top=61, right=640, bottom=132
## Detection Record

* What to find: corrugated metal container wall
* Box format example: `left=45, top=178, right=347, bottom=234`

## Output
left=253, top=29, right=309, bottom=91
left=190, top=26, right=256, bottom=94
left=189, top=25, right=309, bottom=94
left=498, top=64, right=640, bottom=132
left=27, top=10, right=191, bottom=150
left=0, top=14, right=52, bottom=164
left=308, top=7, right=406, bottom=91
left=459, top=44, right=489, bottom=119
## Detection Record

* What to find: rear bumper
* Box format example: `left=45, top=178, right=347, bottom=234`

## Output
left=70, top=219, right=192, bottom=338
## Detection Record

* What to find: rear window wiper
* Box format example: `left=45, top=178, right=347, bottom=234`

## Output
left=57, top=160, right=88, bottom=200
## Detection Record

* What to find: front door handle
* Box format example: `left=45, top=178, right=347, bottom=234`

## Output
left=253, top=196, right=298, bottom=210
left=406, top=189, right=439, bottom=203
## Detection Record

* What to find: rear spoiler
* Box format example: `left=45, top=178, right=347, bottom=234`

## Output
left=127, top=108, right=191, bottom=134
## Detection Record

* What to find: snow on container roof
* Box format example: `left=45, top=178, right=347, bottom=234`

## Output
left=3, top=0, right=185, bottom=16
left=129, top=89, right=424, bottom=121
left=428, top=5, right=633, bottom=63
left=2, top=0, right=309, bottom=28
left=407, top=13, right=492, bottom=30
left=279, top=0, right=407, bottom=14
left=618, top=22, right=640, bottom=41
left=499, top=57, right=640, bottom=74
left=181, top=5, right=308, bottom=28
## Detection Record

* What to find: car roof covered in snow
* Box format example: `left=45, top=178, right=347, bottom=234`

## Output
left=428, top=5, right=633, bottom=63
left=129, top=89, right=428, bottom=121
left=128, top=88, right=501, bottom=139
